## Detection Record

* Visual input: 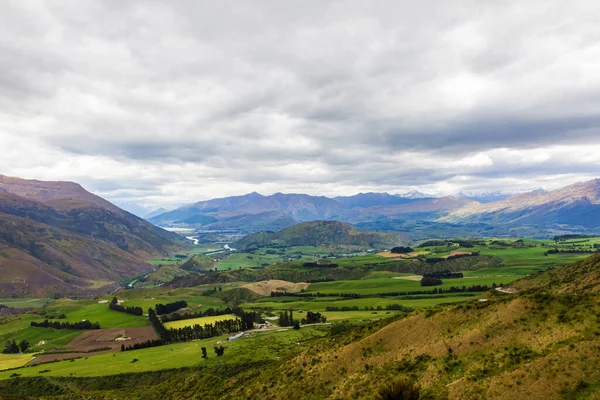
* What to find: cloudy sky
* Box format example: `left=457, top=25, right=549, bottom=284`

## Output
left=2, top=1, right=600, bottom=210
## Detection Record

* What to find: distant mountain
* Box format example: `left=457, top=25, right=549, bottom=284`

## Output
left=114, top=201, right=152, bottom=218
left=0, top=175, right=182, bottom=296
left=334, top=192, right=416, bottom=208
left=150, top=192, right=343, bottom=230
left=150, top=191, right=471, bottom=232
left=395, top=190, right=437, bottom=199
left=457, top=191, right=512, bottom=203
left=233, top=220, right=401, bottom=250
left=145, top=207, right=171, bottom=219
left=447, top=179, right=600, bottom=228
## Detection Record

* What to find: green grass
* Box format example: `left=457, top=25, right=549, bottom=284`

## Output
left=0, top=314, right=84, bottom=352
left=243, top=294, right=475, bottom=313
left=164, top=314, right=238, bottom=329
left=305, top=276, right=513, bottom=295
left=0, top=326, right=328, bottom=379
left=0, top=299, right=54, bottom=309
left=43, top=300, right=149, bottom=329
left=0, top=354, right=33, bottom=371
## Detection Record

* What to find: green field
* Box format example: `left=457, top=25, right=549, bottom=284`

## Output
left=0, top=354, right=33, bottom=371
left=164, top=314, right=238, bottom=329
left=0, top=327, right=328, bottom=379
left=0, top=298, right=54, bottom=308
left=305, top=276, right=512, bottom=295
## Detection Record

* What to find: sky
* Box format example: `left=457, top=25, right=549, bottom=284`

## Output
left=2, top=1, right=600, bottom=210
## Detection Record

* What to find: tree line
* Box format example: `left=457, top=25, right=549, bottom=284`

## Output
left=109, top=297, right=143, bottom=316
left=155, top=300, right=188, bottom=315
left=147, top=307, right=258, bottom=344
left=31, top=319, right=101, bottom=330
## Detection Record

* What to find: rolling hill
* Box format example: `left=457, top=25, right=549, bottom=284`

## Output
left=0, top=175, right=183, bottom=296
left=233, top=220, right=401, bottom=250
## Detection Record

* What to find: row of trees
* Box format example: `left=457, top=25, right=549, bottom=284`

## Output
left=109, top=297, right=143, bottom=316
left=121, top=339, right=165, bottom=352
left=423, top=271, right=464, bottom=279
left=166, top=315, right=254, bottom=342
left=148, top=306, right=258, bottom=343
left=324, top=304, right=413, bottom=312
left=3, top=340, right=29, bottom=354
left=155, top=300, right=188, bottom=315
left=31, top=320, right=101, bottom=330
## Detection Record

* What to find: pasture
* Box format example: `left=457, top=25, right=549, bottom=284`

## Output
left=0, top=326, right=328, bottom=379
left=164, top=314, right=238, bottom=329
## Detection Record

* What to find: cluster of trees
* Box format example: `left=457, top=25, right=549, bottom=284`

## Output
left=300, top=311, right=327, bottom=324
left=420, top=276, right=443, bottom=286
left=391, top=246, right=414, bottom=254
left=423, top=271, right=463, bottom=279
left=417, top=240, right=451, bottom=248
left=302, top=262, right=339, bottom=268
left=109, top=297, right=143, bottom=316
left=161, top=307, right=234, bottom=323
left=155, top=300, right=188, bottom=315
left=426, top=252, right=479, bottom=264
left=545, top=248, right=598, bottom=255
left=167, top=316, right=254, bottom=342
left=324, top=304, right=413, bottom=312
left=553, top=234, right=593, bottom=242
left=278, top=310, right=299, bottom=328
left=200, top=346, right=225, bottom=358
left=31, top=320, right=101, bottom=330
left=121, top=339, right=165, bottom=352
left=3, top=340, right=29, bottom=354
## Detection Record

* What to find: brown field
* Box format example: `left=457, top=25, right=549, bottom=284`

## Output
left=27, top=326, right=158, bottom=366
left=376, top=251, right=427, bottom=259
left=243, top=280, right=310, bottom=296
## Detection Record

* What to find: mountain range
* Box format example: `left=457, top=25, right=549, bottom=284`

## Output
left=149, top=179, right=600, bottom=234
left=0, top=174, right=182, bottom=297
left=149, top=192, right=475, bottom=232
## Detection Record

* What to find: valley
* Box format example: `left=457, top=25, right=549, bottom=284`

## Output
left=1, top=230, right=597, bottom=399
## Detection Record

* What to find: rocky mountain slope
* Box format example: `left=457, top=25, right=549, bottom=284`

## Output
left=447, top=178, right=600, bottom=228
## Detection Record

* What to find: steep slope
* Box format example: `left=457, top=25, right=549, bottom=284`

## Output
left=447, top=178, right=600, bottom=228
left=0, top=211, right=152, bottom=296
left=233, top=220, right=401, bottom=249
left=0, top=176, right=184, bottom=296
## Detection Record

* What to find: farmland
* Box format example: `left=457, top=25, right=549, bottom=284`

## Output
left=1, top=235, right=598, bottom=391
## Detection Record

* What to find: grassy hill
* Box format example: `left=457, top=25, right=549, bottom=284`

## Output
left=234, top=220, right=401, bottom=250
left=180, top=254, right=216, bottom=273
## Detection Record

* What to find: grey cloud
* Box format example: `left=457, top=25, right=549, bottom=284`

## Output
left=2, top=0, right=600, bottom=205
